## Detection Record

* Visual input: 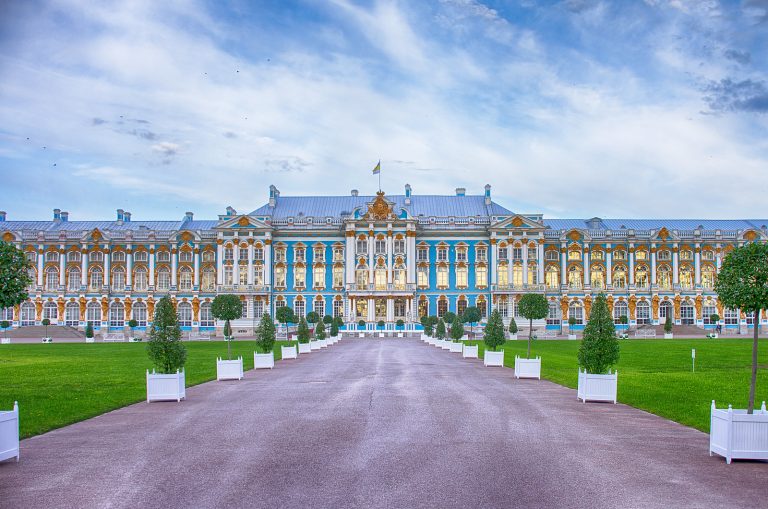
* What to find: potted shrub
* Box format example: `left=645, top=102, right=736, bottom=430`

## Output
left=663, top=315, right=673, bottom=339
left=146, top=296, right=187, bottom=402
left=443, top=311, right=456, bottom=325
left=1, top=320, right=10, bottom=344
left=329, top=319, right=340, bottom=343
left=396, top=319, right=405, bottom=337
left=436, top=318, right=449, bottom=349
left=483, top=310, right=505, bottom=366
left=376, top=319, right=385, bottom=337
left=211, top=295, right=243, bottom=378
left=508, top=317, right=518, bottom=340
left=254, top=312, right=276, bottom=369
left=462, top=306, right=481, bottom=337
left=306, top=311, right=320, bottom=328
left=277, top=312, right=298, bottom=358
left=618, top=315, right=629, bottom=339
left=577, top=293, right=619, bottom=403
left=276, top=306, right=295, bottom=336
left=516, top=293, right=548, bottom=379
left=128, top=319, right=141, bottom=342
left=315, top=320, right=328, bottom=348
left=297, top=317, right=311, bottom=354
left=0, top=401, right=19, bottom=463
left=41, top=318, right=52, bottom=343
left=334, top=316, right=344, bottom=341
left=709, top=313, right=720, bottom=338
left=358, top=319, right=366, bottom=337
left=449, top=315, right=464, bottom=352
left=710, top=242, right=768, bottom=463
left=420, top=315, right=433, bottom=339
left=85, top=322, right=95, bottom=343
left=568, top=316, right=578, bottom=340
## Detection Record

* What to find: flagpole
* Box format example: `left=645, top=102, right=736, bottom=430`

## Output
left=378, top=162, right=381, bottom=192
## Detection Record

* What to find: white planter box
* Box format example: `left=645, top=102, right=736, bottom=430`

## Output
left=463, top=345, right=479, bottom=358
left=378, top=332, right=385, bottom=338
left=440, top=340, right=452, bottom=350
left=129, top=337, right=142, bottom=343
left=358, top=332, right=365, bottom=338
left=514, top=356, right=541, bottom=379
left=664, top=333, right=673, bottom=339
left=85, top=336, right=95, bottom=343
left=397, top=332, right=404, bottom=338
left=310, top=341, right=322, bottom=351
left=0, top=402, right=19, bottom=462
left=509, top=333, right=518, bottom=340
left=707, top=333, right=719, bottom=339
left=449, top=342, right=463, bottom=353
left=577, top=369, right=617, bottom=403
left=254, top=352, right=275, bottom=369
left=319, top=339, right=329, bottom=348
left=484, top=350, right=504, bottom=367
left=710, top=401, right=768, bottom=464
left=1, top=338, right=10, bottom=345
left=298, top=342, right=311, bottom=354
left=568, top=334, right=577, bottom=340
left=281, top=345, right=298, bottom=359
left=41, top=337, right=52, bottom=343
left=216, top=357, right=243, bottom=380
left=147, top=370, right=185, bottom=402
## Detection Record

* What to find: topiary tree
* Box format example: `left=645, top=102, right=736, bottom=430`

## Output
left=0, top=242, right=33, bottom=317
left=128, top=319, right=138, bottom=337
left=568, top=316, right=577, bottom=332
left=315, top=320, right=326, bottom=340
left=211, top=294, right=242, bottom=360
left=377, top=320, right=385, bottom=329
left=420, top=315, right=433, bottom=336
left=396, top=319, right=404, bottom=329
left=450, top=315, right=464, bottom=341
left=0, top=320, right=8, bottom=341
left=306, top=311, right=320, bottom=325
left=256, top=312, right=276, bottom=353
left=462, top=306, right=481, bottom=335
left=330, top=320, right=339, bottom=337
left=41, top=318, right=50, bottom=338
left=323, top=315, right=333, bottom=325
left=435, top=318, right=446, bottom=340
left=297, top=317, right=310, bottom=343
left=333, top=315, right=344, bottom=328
left=664, top=315, right=673, bottom=334
left=518, top=293, right=549, bottom=359
left=85, top=322, right=94, bottom=339
left=710, top=313, right=720, bottom=325
left=443, top=311, right=456, bottom=324
left=618, top=315, right=628, bottom=329
left=276, top=306, right=295, bottom=330
left=146, top=295, right=187, bottom=374
left=577, top=293, right=619, bottom=374
left=358, top=319, right=366, bottom=328
left=714, top=242, right=768, bottom=414
left=484, top=309, right=505, bottom=352
left=508, top=317, right=518, bottom=335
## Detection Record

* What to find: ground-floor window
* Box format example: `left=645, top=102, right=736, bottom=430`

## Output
left=497, top=297, right=508, bottom=318
left=437, top=299, right=448, bottom=318
left=109, top=302, right=124, bottom=328
left=724, top=308, right=739, bottom=325
left=476, top=297, right=487, bottom=319
left=65, top=302, right=79, bottom=326
left=636, top=301, right=650, bottom=325
left=333, top=299, right=344, bottom=318
left=702, top=305, right=717, bottom=325
left=86, top=302, right=101, bottom=326
left=313, top=298, right=324, bottom=318
left=681, top=303, right=695, bottom=325
left=1, top=307, right=14, bottom=322
left=457, top=298, right=467, bottom=317
left=355, top=299, right=367, bottom=319
left=568, top=302, right=583, bottom=325
left=177, top=302, right=192, bottom=327
left=294, top=299, right=305, bottom=318
left=374, top=299, right=386, bottom=320
left=241, top=299, right=249, bottom=319
left=659, top=301, right=672, bottom=320
left=418, top=298, right=428, bottom=318
left=133, top=302, right=147, bottom=327
left=200, top=302, right=214, bottom=327
left=394, top=298, right=406, bottom=318
left=21, top=302, right=35, bottom=326
left=547, top=301, right=561, bottom=325
left=613, top=301, right=628, bottom=324
left=253, top=299, right=264, bottom=319
left=43, top=301, right=57, bottom=321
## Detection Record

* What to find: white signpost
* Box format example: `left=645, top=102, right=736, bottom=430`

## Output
left=692, top=348, right=696, bottom=373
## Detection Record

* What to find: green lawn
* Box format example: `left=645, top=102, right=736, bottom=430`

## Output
left=470, top=337, right=768, bottom=432
left=0, top=341, right=294, bottom=438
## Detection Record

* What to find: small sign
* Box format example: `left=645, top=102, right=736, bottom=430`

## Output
left=692, top=348, right=696, bottom=359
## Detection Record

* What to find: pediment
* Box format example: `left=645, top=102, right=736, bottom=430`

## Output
left=491, top=214, right=544, bottom=231
left=216, top=215, right=272, bottom=230
left=82, top=228, right=111, bottom=242
left=652, top=227, right=680, bottom=242
left=362, top=192, right=396, bottom=221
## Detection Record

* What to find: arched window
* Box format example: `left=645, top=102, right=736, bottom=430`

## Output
left=659, top=301, right=673, bottom=320
left=20, top=302, right=35, bottom=326
left=417, top=265, right=429, bottom=288
left=157, top=250, right=170, bottom=263
left=394, top=264, right=406, bottom=290
left=202, top=267, right=215, bottom=291
left=333, top=298, right=344, bottom=318
left=590, top=265, right=605, bottom=289
left=313, top=297, right=324, bottom=317
left=567, top=265, right=582, bottom=290
left=202, top=250, right=215, bottom=263
left=375, top=266, right=387, bottom=290
left=724, top=308, right=739, bottom=325
left=497, top=296, right=508, bottom=318
left=635, top=265, right=649, bottom=289
left=394, top=298, right=406, bottom=318
left=109, top=301, right=124, bottom=328
left=313, top=265, right=325, bottom=289
left=134, top=267, right=148, bottom=291
left=294, top=299, right=305, bottom=318
left=476, top=296, right=487, bottom=318
left=67, top=268, right=81, bottom=291
left=0, top=307, right=11, bottom=322
left=132, top=302, right=147, bottom=327
left=355, top=263, right=369, bottom=288
left=86, top=301, right=101, bottom=326
left=69, top=251, right=81, bottom=263
left=111, top=267, right=126, bottom=291
left=26, top=268, right=36, bottom=290
left=657, top=265, right=671, bottom=290
left=457, top=297, right=467, bottom=317
left=512, top=263, right=523, bottom=287
left=545, top=265, right=559, bottom=289
left=700, top=265, right=715, bottom=289
left=89, top=267, right=103, bottom=291
left=636, top=300, right=650, bottom=324
left=157, top=267, right=171, bottom=290
left=178, top=266, right=193, bottom=291
left=45, top=267, right=58, bottom=291
left=89, top=251, right=103, bottom=262
left=476, top=265, right=487, bottom=288
left=177, top=302, right=192, bottom=327
left=65, top=301, right=79, bottom=326
left=43, top=301, right=57, bottom=321
left=239, top=265, right=248, bottom=286
left=613, top=301, right=628, bottom=324
left=253, top=299, right=264, bottom=319
left=436, top=265, right=448, bottom=289
left=45, top=251, right=59, bottom=263
left=612, top=265, right=627, bottom=289
left=200, top=302, right=214, bottom=328
left=528, top=262, right=538, bottom=285
left=418, top=297, right=428, bottom=318
left=437, top=298, right=448, bottom=318
left=333, top=265, right=344, bottom=288
left=497, top=262, right=508, bottom=286
left=547, top=301, right=561, bottom=325
left=681, top=301, right=695, bottom=325
left=568, top=302, right=583, bottom=325
left=224, top=265, right=235, bottom=286
left=254, top=264, right=264, bottom=286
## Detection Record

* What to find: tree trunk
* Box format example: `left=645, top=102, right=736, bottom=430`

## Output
left=748, top=309, right=760, bottom=414
left=527, top=318, right=532, bottom=359
left=226, top=319, right=232, bottom=360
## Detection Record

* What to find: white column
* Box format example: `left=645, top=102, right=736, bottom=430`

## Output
left=650, top=246, right=656, bottom=286
left=126, top=247, right=133, bottom=286
left=506, top=242, right=513, bottom=287
left=386, top=233, right=393, bottom=284
left=490, top=240, right=498, bottom=285
left=606, top=246, right=612, bottom=288
left=386, top=298, right=394, bottom=322
left=103, top=248, right=110, bottom=287
left=716, top=245, right=722, bottom=272
left=171, top=250, right=178, bottom=287
left=406, top=232, right=416, bottom=284
left=81, top=245, right=88, bottom=290
left=537, top=241, right=544, bottom=285
left=583, top=247, right=590, bottom=287
left=149, top=247, right=156, bottom=288
left=522, top=239, right=529, bottom=286
left=346, top=232, right=355, bottom=285
left=216, top=242, right=223, bottom=285
left=247, top=242, right=254, bottom=285
left=367, top=297, right=374, bottom=321
left=695, top=247, right=702, bottom=285
left=36, top=246, right=43, bottom=286
left=368, top=232, right=374, bottom=283
left=233, top=242, right=240, bottom=286
left=264, top=239, right=272, bottom=285
left=193, top=245, right=200, bottom=287
left=672, top=247, right=679, bottom=285
left=59, top=247, right=66, bottom=286
left=560, top=246, right=567, bottom=288
left=629, top=245, right=635, bottom=285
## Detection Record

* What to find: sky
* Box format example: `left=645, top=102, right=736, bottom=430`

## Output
left=0, top=0, right=767, bottom=222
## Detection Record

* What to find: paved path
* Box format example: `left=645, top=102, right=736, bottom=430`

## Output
left=1, top=339, right=766, bottom=508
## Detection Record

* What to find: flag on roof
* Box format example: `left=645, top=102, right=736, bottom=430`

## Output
left=372, top=160, right=380, bottom=175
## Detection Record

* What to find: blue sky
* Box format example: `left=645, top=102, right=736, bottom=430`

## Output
left=0, top=0, right=766, bottom=221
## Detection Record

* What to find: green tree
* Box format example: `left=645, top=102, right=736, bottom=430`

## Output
left=1, top=320, right=9, bottom=341
left=377, top=320, right=385, bottom=329
left=330, top=320, right=339, bottom=337
left=483, top=309, right=505, bottom=352
left=146, top=296, right=187, bottom=374
left=128, top=319, right=138, bottom=338
left=211, top=294, right=242, bottom=359
left=443, top=311, right=456, bottom=324
left=714, top=242, right=768, bottom=413
left=450, top=315, right=464, bottom=341
left=276, top=306, right=295, bottom=329
left=256, top=313, right=276, bottom=353
left=618, top=315, right=628, bottom=330
left=508, top=317, right=518, bottom=335
left=462, top=306, right=482, bottom=335
left=577, top=293, right=619, bottom=374
left=297, top=317, right=310, bottom=343
left=435, top=318, right=446, bottom=340
left=333, top=316, right=344, bottom=328
left=85, top=323, right=94, bottom=339
left=315, top=320, right=326, bottom=340
left=396, top=319, right=405, bottom=329
left=306, top=311, right=320, bottom=325
left=664, top=315, right=673, bottom=333
left=710, top=313, right=720, bottom=324
left=323, top=315, right=333, bottom=324
left=519, top=293, right=549, bottom=359
left=0, top=242, right=32, bottom=312
left=420, top=315, right=433, bottom=336
left=41, top=318, right=50, bottom=338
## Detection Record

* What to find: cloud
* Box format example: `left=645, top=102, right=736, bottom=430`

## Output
left=152, top=142, right=180, bottom=156
left=129, top=129, right=158, bottom=141
left=263, top=157, right=309, bottom=173
left=92, top=117, right=108, bottom=125
left=223, top=131, right=237, bottom=139
left=703, top=79, right=768, bottom=113
left=723, top=49, right=751, bottom=65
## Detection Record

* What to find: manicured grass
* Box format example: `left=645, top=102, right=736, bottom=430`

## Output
left=0, top=340, right=294, bottom=438
left=469, top=337, right=768, bottom=432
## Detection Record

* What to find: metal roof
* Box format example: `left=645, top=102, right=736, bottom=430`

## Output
left=543, top=218, right=762, bottom=231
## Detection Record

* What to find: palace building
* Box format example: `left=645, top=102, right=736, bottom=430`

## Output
left=1, top=184, right=766, bottom=334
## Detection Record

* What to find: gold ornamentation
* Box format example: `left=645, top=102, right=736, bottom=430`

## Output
left=180, top=231, right=193, bottom=242
left=673, top=295, right=681, bottom=319
left=568, top=230, right=581, bottom=241
left=2, top=232, right=14, bottom=242
left=744, top=230, right=757, bottom=241
left=658, top=227, right=670, bottom=240
left=651, top=295, right=659, bottom=319
left=238, top=217, right=250, bottom=227
left=363, top=192, right=394, bottom=221
left=512, top=217, right=524, bottom=227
